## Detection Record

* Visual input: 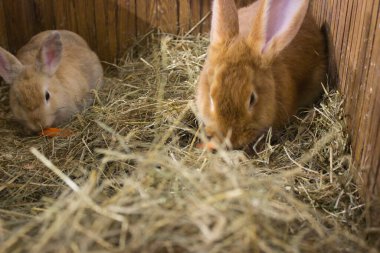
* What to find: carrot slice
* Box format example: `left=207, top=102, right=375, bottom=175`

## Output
left=40, top=128, right=74, bottom=137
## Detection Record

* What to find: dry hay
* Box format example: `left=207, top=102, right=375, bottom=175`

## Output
left=0, top=33, right=377, bottom=253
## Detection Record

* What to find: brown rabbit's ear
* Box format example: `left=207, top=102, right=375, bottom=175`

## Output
left=249, top=0, right=309, bottom=62
left=210, top=0, right=239, bottom=45
left=0, top=47, right=24, bottom=84
left=36, top=31, right=63, bottom=76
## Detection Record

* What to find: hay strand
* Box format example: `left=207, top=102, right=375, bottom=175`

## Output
left=0, top=32, right=376, bottom=252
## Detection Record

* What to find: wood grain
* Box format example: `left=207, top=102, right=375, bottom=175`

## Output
left=1, top=0, right=37, bottom=53
left=179, top=0, right=191, bottom=33
left=34, top=0, right=56, bottom=31
left=190, top=0, right=201, bottom=34
left=200, top=0, right=212, bottom=33
left=136, top=0, right=149, bottom=36
left=117, top=0, right=136, bottom=59
left=156, top=0, right=178, bottom=33
left=105, top=0, right=118, bottom=63
left=0, top=0, right=9, bottom=49
left=92, top=0, right=119, bottom=63
left=53, top=0, right=68, bottom=29
left=310, top=0, right=380, bottom=228
left=73, top=0, right=97, bottom=51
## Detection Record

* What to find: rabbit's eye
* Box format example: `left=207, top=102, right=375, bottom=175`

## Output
left=248, top=92, right=257, bottom=110
left=45, top=91, right=50, bottom=102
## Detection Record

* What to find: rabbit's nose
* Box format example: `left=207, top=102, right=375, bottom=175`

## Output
left=27, top=117, right=45, bottom=133
left=204, top=126, right=215, bottom=139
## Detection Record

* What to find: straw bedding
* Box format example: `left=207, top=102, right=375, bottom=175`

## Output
left=0, top=33, right=376, bottom=253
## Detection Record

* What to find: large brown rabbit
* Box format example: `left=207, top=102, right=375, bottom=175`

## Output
left=196, top=0, right=327, bottom=148
left=0, top=30, right=103, bottom=133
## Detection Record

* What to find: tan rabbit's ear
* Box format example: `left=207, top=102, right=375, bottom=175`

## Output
left=249, top=0, right=309, bottom=62
left=210, top=0, right=239, bottom=45
left=36, top=31, right=63, bottom=76
left=0, top=47, right=24, bottom=84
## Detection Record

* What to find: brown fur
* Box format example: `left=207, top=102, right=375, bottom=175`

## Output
left=196, top=0, right=327, bottom=148
left=0, top=30, right=103, bottom=133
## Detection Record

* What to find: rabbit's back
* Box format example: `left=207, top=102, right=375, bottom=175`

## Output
left=17, top=30, right=103, bottom=91
left=272, top=12, right=327, bottom=122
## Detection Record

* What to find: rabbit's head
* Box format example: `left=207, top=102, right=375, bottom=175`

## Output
left=196, top=0, right=309, bottom=148
left=0, top=32, right=66, bottom=133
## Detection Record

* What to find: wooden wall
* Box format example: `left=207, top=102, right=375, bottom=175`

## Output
left=310, top=0, right=380, bottom=228
left=0, top=0, right=252, bottom=62
left=0, top=0, right=379, bottom=227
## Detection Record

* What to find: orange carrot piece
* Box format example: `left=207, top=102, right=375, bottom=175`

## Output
left=40, top=128, right=74, bottom=138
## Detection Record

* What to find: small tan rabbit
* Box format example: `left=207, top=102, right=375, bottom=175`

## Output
left=0, top=30, right=103, bottom=133
left=196, top=0, right=327, bottom=148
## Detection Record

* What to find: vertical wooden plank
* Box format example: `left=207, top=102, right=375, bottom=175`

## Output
left=136, top=0, right=148, bottom=36
left=52, top=0, right=78, bottom=32
left=147, top=0, right=158, bottom=30
left=136, top=0, right=157, bottom=36
left=346, top=0, right=363, bottom=157
left=2, top=0, right=37, bottom=53
left=345, top=0, right=362, bottom=152
left=93, top=0, right=119, bottom=62
left=83, top=0, right=116, bottom=62
left=54, top=0, right=68, bottom=29
left=127, top=0, right=137, bottom=39
left=325, top=0, right=338, bottom=84
left=73, top=0, right=94, bottom=49
left=348, top=0, right=374, bottom=157
left=156, top=0, right=178, bottom=33
left=353, top=0, right=380, bottom=168
left=94, top=0, right=110, bottom=62
left=34, top=0, right=56, bottom=31
left=178, top=0, right=191, bottom=34
left=361, top=8, right=380, bottom=227
left=65, top=0, right=78, bottom=32
left=334, top=0, right=348, bottom=69
left=117, top=0, right=137, bottom=59
left=310, top=0, right=380, bottom=229
left=200, top=0, right=212, bottom=33
left=341, top=0, right=364, bottom=99
left=64, top=0, right=78, bottom=32
left=0, top=0, right=9, bottom=49
left=368, top=120, right=380, bottom=227
left=190, top=0, right=201, bottom=34
left=330, top=0, right=340, bottom=50
left=337, top=0, right=355, bottom=93
left=64, top=0, right=98, bottom=54
left=106, top=0, right=118, bottom=62
left=85, top=0, right=97, bottom=51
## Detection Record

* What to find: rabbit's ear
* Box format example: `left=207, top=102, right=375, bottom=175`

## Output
left=249, top=0, right=309, bottom=61
left=0, top=47, right=24, bottom=84
left=36, top=31, right=63, bottom=76
left=210, top=0, right=239, bottom=45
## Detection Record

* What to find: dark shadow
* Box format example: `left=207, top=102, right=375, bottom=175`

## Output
left=321, top=22, right=338, bottom=90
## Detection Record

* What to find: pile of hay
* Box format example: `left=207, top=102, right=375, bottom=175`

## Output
left=0, top=33, right=376, bottom=253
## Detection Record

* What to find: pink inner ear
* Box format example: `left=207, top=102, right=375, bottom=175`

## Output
left=265, top=0, right=303, bottom=49
left=45, top=48, right=57, bottom=67
left=39, top=32, right=62, bottom=75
